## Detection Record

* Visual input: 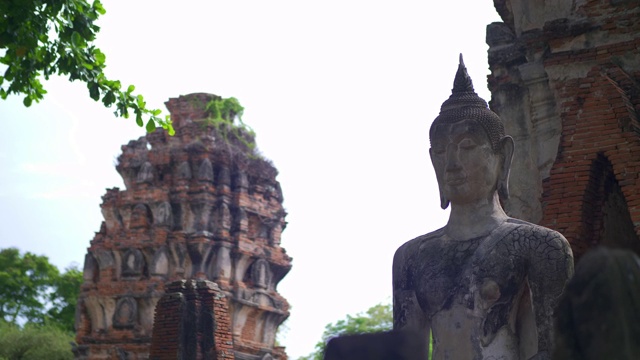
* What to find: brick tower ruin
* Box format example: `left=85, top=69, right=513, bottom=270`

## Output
left=75, top=93, right=292, bottom=359
left=486, top=0, right=640, bottom=258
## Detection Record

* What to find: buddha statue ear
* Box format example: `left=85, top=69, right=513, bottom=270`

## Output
left=429, top=148, right=450, bottom=209
left=498, top=135, right=515, bottom=200
left=439, top=188, right=451, bottom=209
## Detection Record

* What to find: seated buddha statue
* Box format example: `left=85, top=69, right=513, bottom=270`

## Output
left=393, top=56, right=574, bottom=360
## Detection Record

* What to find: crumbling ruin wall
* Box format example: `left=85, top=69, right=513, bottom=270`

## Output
left=149, top=280, right=234, bottom=360
left=75, top=93, right=291, bottom=360
left=487, top=0, right=640, bottom=258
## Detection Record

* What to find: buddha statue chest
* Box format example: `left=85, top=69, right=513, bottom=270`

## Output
left=410, top=221, right=528, bottom=322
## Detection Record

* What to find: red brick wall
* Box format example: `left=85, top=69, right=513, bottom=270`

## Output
left=488, top=1, right=640, bottom=258
left=540, top=63, right=640, bottom=257
left=149, top=280, right=234, bottom=360
left=149, top=291, right=185, bottom=359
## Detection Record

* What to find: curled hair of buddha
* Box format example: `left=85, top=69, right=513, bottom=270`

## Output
left=429, top=54, right=505, bottom=151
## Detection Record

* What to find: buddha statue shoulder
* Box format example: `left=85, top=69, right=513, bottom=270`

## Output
left=392, top=55, right=574, bottom=360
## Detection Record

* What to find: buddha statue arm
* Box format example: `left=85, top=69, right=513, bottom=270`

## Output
left=527, top=230, right=574, bottom=359
left=392, top=243, right=431, bottom=357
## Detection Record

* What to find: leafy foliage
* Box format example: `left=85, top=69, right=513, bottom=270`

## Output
left=0, top=0, right=174, bottom=134
left=47, top=267, right=83, bottom=332
left=0, top=322, right=74, bottom=360
left=298, top=303, right=434, bottom=359
left=203, top=96, right=257, bottom=151
left=298, top=303, right=393, bottom=360
left=0, top=248, right=59, bottom=324
left=0, top=248, right=82, bottom=331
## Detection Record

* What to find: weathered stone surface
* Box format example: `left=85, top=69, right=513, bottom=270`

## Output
left=553, top=247, right=640, bottom=360
left=393, top=60, right=573, bottom=359
left=75, top=93, right=291, bottom=360
left=488, top=0, right=640, bottom=258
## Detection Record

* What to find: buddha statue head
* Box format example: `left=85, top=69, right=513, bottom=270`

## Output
left=429, top=55, right=514, bottom=209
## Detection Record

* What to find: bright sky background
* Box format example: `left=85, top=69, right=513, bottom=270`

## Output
left=0, top=1, right=502, bottom=358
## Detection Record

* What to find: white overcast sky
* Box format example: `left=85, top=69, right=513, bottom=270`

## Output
left=0, top=1, right=502, bottom=358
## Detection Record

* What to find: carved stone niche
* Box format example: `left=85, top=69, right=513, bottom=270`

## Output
left=129, top=203, right=153, bottom=229
left=113, top=297, right=137, bottom=329
left=232, top=207, right=248, bottom=234
left=176, top=160, right=192, bottom=180
left=150, top=248, right=170, bottom=277
left=218, top=201, right=232, bottom=231
left=153, top=201, right=173, bottom=227
left=83, top=253, right=99, bottom=283
left=251, top=258, right=272, bottom=290
left=121, top=249, right=145, bottom=278
left=94, top=249, right=115, bottom=272
left=258, top=222, right=273, bottom=243
left=84, top=296, right=109, bottom=333
left=197, top=158, right=214, bottom=182
left=136, top=161, right=154, bottom=184
left=247, top=213, right=260, bottom=240
left=101, top=206, right=124, bottom=232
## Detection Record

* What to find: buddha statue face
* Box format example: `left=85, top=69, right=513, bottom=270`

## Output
left=430, top=119, right=512, bottom=208
left=429, top=55, right=513, bottom=209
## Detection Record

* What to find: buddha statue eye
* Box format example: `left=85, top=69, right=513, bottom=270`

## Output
left=459, top=138, right=477, bottom=150
left=432, top=147, right=446, bottom=155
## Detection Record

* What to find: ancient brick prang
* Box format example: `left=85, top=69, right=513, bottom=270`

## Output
left=75, top=93, right=292, bottom=359
left=487, top=0, right=640, bottom=258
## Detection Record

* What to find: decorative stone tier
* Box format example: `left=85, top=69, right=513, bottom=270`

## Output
left=75, top=93, right=292, bottom=360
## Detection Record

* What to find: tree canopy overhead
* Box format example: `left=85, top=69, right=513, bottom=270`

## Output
left=0, top=0, right=174, bottom=134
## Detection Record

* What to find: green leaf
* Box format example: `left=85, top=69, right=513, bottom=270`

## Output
left=93, top=49, right=105, bottom=65
left=71, top=32, right=83, bottom=47
left=126, top=84, right=135, bottom=93
left=82, top=62, right=93, bottom=70
left=146, top=119, right=156, bottom=132
left=94, top=0, right=107, bottom=15
left=136, top=113, right=143, bottom=127
left=136, top=94, right=145, bottom=108
left=102, top=91, right=115, bottom=106
left=88, top=82, right=99, bottom=101
left=23, top=96, right=32, bottom=107
left=151, top=109, right=162, bottom=116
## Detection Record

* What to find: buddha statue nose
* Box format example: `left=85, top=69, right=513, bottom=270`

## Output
left=445, top=149, right=462, bottom=172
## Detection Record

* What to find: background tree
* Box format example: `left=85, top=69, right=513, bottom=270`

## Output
left=298, top=303, right=434, bottom=359
left=0, top=248, right=81, bottom=331
left=46, top=267, right=83, bottom=332
left=298, top=303, right=393, bottom=360
left=0, top=248, right=59, bottom=324
left=0, top=322, right=74, bottom=360
left=0, top=0, right=173, bottom=134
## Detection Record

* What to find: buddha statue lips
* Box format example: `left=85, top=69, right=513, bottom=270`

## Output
left=445, top=176, right=466, bottom=186
left=392, top=55, right=573, bottom=360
